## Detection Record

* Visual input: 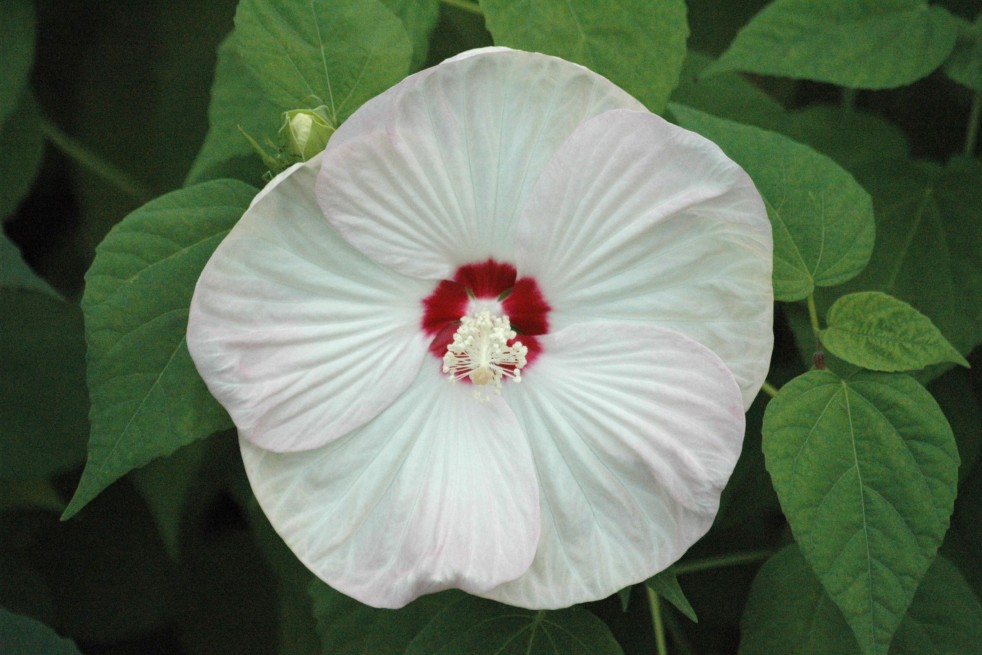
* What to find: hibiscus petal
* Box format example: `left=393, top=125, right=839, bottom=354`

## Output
left=188, top=157, right=431, bottom=452
left=240, top=364, right=540, bottom=608
left=484, top=322, right=744, bottom=609
left=515, top=109, right=773, bottom=408
left=317, top=48, right=645, bottom=280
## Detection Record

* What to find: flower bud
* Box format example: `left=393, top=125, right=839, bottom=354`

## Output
left=282, top=108, right=335, bottom=160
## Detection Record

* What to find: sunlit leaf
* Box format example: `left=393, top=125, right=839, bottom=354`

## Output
left=481, top=0, right=688, bottom=113
left=670, top=104, right=875, bottom=301
left=762, top=370, right=959, bottom=655
left=406, top=595, right=624, bottom=655
left=234, top=0, right=411, bottom=126
left=821, top=291, right=968, bottom=371
left=709, top=0, right=961, bottom=89
left=63, top=180, right=256, bottom=518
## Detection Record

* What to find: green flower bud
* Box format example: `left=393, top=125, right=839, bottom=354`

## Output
left=281, top=107, right=335, bottom=160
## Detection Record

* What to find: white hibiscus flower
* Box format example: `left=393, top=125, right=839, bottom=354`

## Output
left=187, top=47, right=773, bottom=610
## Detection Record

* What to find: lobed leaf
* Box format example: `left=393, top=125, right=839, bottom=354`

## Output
left=670, top=104, right=875, bottom=301
left=63, top=180, right=257, bottom=519
left=762, top=370, right=959, bottom=655
left=481, top=0, right=688, bottom=114
left=821, top=291, right=969, bottom=371
left=708, top=0, right=961, bottom=89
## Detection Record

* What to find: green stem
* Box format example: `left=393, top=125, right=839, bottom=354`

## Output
left=806, top=293, right=821, bottom=336
left=440, top=0, right=482, bottom=14
left=662, top=609, right=697, bottom=655
left=40, top=118, right=153, bottom=203
left=761, top=380, right=780, bottom=398
left=964, top=91, right=981, bottom=157
left=673, top=549, right=774, bottom=576
left=646, top=586, right=669, bottom=655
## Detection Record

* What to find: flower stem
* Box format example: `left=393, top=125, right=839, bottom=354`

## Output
left=806, top=293, right=821, bottom=336
left=662, top=609, right=697, bottom=655
left=673, top=549, right=774, bottom=576
left=646, top=585, right=669, bottom=655
left=440, top=0, right=482, bottom=15
left=40, top=117, right=153, bottom=203
left=964, top=91, right=981, bottom=157
left=760, top=380, right=780, bottom=398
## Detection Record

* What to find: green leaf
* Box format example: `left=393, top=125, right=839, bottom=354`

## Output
left=0, top=232, right=59, bottom=298
left=944, top=13, right=982, bottom=92
left=928, top=368, right=982, bottom=482
left=481, top=0, right=688, bottom=113
left=669, top=104, right=875, bottom=301
left=782, top=105, right=910, bottom=172
left=63, top=180, right=257, bottom=519
left=740, top=546, right=982, bottom=655
left=890, top=555, right=982, bottom=655
left=381, top=0, right=440, bottom=70
left=185, top=34, right=279, bottom=186
left=646, top=570, right=698, bottom=622
left=0, top=90, right=43, bottom=222
left=821, top=291, right=969, bottom=371
left=739, top=545, right=862, bottom=655
left=406, top=595, right=624, bottom=655
left=671, top=51, right=788, bottom=130
left=0, top=0, right=35, bottom=126
left=708, top=0, right=961, bottom=89
left=762, top=370, right=959, bottom=655
left=234, top=0, right=412, bottom=126
left=817, top=156, right=982, bottom=375
left=0, top=609, right=82, bottom=655
left=0, top=291, right=88, bottom=480
left=311, top=582, right=463, bottom=655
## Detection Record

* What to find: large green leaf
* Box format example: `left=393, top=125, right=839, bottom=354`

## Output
left=762, top=370, right=959, bottom=655
left=670, top=104, right=875, bottom=301
left=234, top=0, right=411, bottom=126
left=0, top=90, right=43, bottom=223
left=821, top=291, right=969, bottom=371
left=816, top=156, right=982, bottom=373
left=406, top=595, right=624, bottom=655
left=708, top=0, right=960, bottom=89
left=381, top=0, right=440, bottom=70
left=740, top=546, right=982, bottom=655
left=63, top=180, right=257, bottom=519
left=0, top=609, right=82, bottom=655
left=944, top=13, right=982, bottom=92
left=0, top=0, right=35, bottom=126
left=481, top=0, right=688, bottom=113
left=310, top=582, right=463, bottom=655
left=185, top=34, right=280, bottom=186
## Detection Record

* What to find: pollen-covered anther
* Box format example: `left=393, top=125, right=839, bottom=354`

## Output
left=442, top=310, right=528, bottom=401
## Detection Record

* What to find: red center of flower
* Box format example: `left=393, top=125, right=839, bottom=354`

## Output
left=421, top=259, right=550, bottom=370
